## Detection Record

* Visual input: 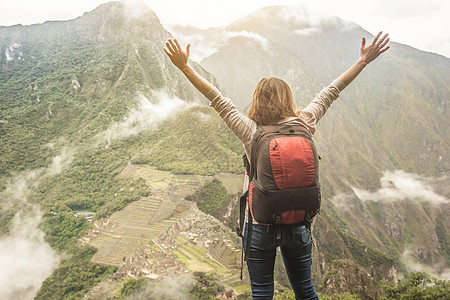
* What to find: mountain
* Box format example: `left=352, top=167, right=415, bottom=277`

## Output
left=174, top=1, right=450, bottom=289
left=0, top=2, right=448, bottom=299
left=0, top=1, right=220, bottom=180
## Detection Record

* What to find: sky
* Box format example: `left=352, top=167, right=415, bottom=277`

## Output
left=0, top=0, right=449, bottom=58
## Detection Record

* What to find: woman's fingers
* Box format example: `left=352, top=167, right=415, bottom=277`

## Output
left=379, top=37, right=390, bottom=50
left=174, top=39, right=182, bottom=52
left=163, top=47, right=172, bottom=58
left=371, top=31, right=382, bottom=46
left=168, top=39, right=178, bottom=53
left=376, top=33, right=389, bottom=47
left=379, top=44, right=390, bottom=55
left=165, top=40, right=176, bottom=54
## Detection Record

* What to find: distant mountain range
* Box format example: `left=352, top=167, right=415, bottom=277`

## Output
left=0, top=1, right=448, bottom=298
left=176, top=2, right=450, bottom=280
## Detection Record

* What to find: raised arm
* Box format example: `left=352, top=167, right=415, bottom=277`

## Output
left=164, top=38, right=214, bottom=97
left=338, top=31, right=390, bottom=87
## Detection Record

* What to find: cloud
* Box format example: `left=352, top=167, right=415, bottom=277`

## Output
left=169, top=29, right=220, bottom=62
left=97, top=92, right=193, bottom=147
left=0, top=209, right=60, bottom=300
left=225, top=30, right=269, bottom=50
left=47, top=146, right=74, bottom=175
left=294, top=27, right=321, bottom=36
left=1, top=146, right=74, bottom=210
left=401, top=247, right=450, bottom=281
left=172, top=27, right=270, bottom=61
left=0, top=171, right=41, bottom=210
left=352, top=170, right=448, bottom=205
left=126, top=274, right=194, bottom=300
left=0, top=145, right=77, bottom=298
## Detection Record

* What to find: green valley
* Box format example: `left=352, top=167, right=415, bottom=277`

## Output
left=0, top=2, right=448, bottom=299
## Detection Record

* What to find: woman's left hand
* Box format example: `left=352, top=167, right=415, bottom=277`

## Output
left=164, top=38, right=191, bottom=71
left=360, top=31, right=390, bottom=64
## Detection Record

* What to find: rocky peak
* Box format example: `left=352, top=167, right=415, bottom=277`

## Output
left=74, top=1, right=165, bottom=43
left=82, top=1, right=160, bottom=25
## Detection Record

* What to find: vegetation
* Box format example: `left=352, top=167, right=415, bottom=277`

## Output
left=116, top=272, right=225, bottom=300
left=40, top=210, right=88, bottom=251
left=120, top=278, right=149, bottom=299
left=131, top=106, right=243, bottom=175
left=1, top=1, right=449, bottom=298
left=35, top=246, right=117, bottom=299
left=378, top=271, right=450, bottom=300
left=189, top=272, right=225, bottom=300
left=435, top=213, right=450, bottom=265
left=339, top=231, right=393, bottom=269
left=187, top=178, right=232, bottom=218
left=276, top=272, right=450, bottom=300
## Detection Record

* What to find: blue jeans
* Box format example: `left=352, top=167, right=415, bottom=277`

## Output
left=244, top=223, right=319, bottom=300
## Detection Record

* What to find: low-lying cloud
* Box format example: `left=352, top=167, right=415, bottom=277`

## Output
left=352, top=170, right=448, bottom=205
left=0, top=145, right=76, bottom=299
left=0, top=209, right=60, bottom=300
left=401, top=247, right=450, bottom=281
left=225, top=30, right=269, bottom=50
left=171, top=4, right=360, bottom=61
left=126, top=274, right=194, bottom=300
left=97, top=92, right=192, bottom=147
left=0, top=170, right=44, bottom=213
left=171, top=27, right=269, bottom=61
left=48, top=146, right=74, bottom=176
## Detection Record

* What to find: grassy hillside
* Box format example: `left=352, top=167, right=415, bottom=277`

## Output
left=0, top=2, right=242, bottom=298
left=130, top=105, right=243, bottom=175
left=183, top=3, right=450, bottom=286
left=1, top=2, right=448, bottom=299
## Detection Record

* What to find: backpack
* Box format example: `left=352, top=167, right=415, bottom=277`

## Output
left=237, top=124, right=321, bottom=279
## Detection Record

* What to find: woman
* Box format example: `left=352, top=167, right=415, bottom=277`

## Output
left=164, top=31, right=390, bottom=299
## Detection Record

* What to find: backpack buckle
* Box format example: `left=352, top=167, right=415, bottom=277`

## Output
left=275, top=215, right=282, bottom=224
left=236, top=226, right=243, bottom=237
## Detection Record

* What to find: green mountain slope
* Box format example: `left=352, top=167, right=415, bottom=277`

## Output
left=0, top=2, right=448, bottom=299
left=0, top=1, right=218, bottom=179
left=178, top=3, right=450, bottom=283
left=0, top=2, right=238, bottom=298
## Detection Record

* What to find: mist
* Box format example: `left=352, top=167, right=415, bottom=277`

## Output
left=0, top=210, right=60, bottom=300
left=0, top=171, right=40, bottom=211
left=0, top=145, right=75, bottom=299
left=48, top=146, right=74, bottom=175
left=330, top=170, right=450, bottom=280
left=97, top=92, right=192, bottom=146
left=171, top=4, right=359, bottom=62
left=126, top=274, right=194, bottom=300
left=352, top=170, right=448, bottom=205
left=401, top=247, right=450, bottom=281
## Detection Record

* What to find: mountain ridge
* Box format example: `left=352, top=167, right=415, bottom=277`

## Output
left=0, top=2, right=448, bottom=299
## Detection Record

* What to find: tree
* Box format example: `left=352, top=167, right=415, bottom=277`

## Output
left=378, top=271, right=450, bottom=300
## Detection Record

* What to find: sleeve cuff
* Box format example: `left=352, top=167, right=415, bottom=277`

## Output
left=205, top=87, right=222, bottom=102
left=331, top=79, right=346, bottom=92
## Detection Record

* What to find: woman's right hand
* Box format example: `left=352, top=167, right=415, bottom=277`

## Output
left=164, top=38, right=191, bottom=71
left=337, top=31, right=390, bottom=87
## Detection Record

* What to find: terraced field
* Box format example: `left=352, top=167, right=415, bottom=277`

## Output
left=84, top=164, right=250, bottom=294
left=86, top=196, right=191, bottom=265
left=171, top=233, right=245, bottom=292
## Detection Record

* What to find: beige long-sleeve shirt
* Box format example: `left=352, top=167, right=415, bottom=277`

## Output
left=205, top=79, right=346, bottom=223
left=206, top=79, right=346, bottom=160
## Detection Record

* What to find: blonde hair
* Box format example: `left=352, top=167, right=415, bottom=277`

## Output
left=248, top=77, right=297, bottom=125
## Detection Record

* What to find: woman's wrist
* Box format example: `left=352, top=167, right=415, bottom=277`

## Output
left=180, top=64, right=191, bottom=74
left=357, top=57, right=369, bottom=67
